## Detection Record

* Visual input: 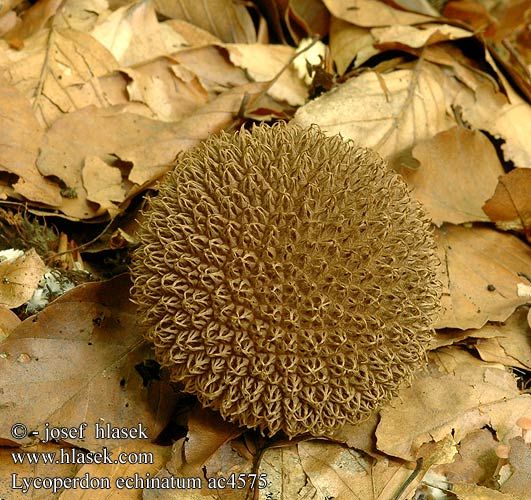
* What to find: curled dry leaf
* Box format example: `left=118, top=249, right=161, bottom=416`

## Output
left=483, top=168, right=531, bottom=237
left=440, top=308, right=531, bottom=370
left=90, top=0, right=187, bottom=66
left=372, top=23, right=473, bottom=50
left=322, top=0, right=432, bottom=27
left=436, top=225, right=531, bottom=330
left=167, top=406, right=242, bottom=477
left=0, top=248, right=45, bottom=309
left=153, top=0, right=256, bottom=44
left=36, top=106, right=194, bottom=219
left=455, top=82, right=531, bottom=168
left=122, top=57, right=210, bottom=122
left=293, top=60, right=455, bottom=159
left=225, top=43, right=308, bottom=105
left=399, top=126, right=504, bottom=226
left=4, top=0, right=63, bottom=42
left=329, top=16, right=375, bottom=74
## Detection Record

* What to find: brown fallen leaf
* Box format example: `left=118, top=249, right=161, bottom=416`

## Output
left=454, top=82, right=531, bottom=168
left=4, top=0, right=64, bottom=42
left=284, top=0, right=330, bottom=43
left=0, top=248, right=45, bottom=309
left=372, top=23, right=473, bottom=50
left=438, top=308, right=531, bottom=370
left=0, top=79, right=61, bottom=206
left=1, top=28, right=121, bottom=127
left=58, top=442, right=172, bottom=500
left=122, top=56, right=210, bottom=122
left=165, top=19, right=223, bottom=47
left=0, top=442, right=78, bottom=500
left=451, top=481, right=524, bottom=500
left=436, top=429, right=499, bottom=485
left=323, top=0, right=432, bottom=27
left=329, top=16, right=375, bottom=74
left=90, top=0, right=187, bottom=66
left=171, top=44, right=250, bottom=93
left=483, top=168, right=531, bottom=238
left=36, top=106, right=192, bottom=219
left=168, top=406, right=242, bottom=476
left=436, top=225, right=531, bottom=330
left=500, top=437, right=531, bottom=497
left=293, top=60, right=455, bottom=159
left=82, top=156, right=127, bottom=218
left=0, top=305, right=20, bottom=341
left=376, top=349, right=531, bottom=461
left=225, top=43, right=308, bottom=106
left=153, top=0, right=257, bottom=44
left=398, top=127, right=504, bottom=226
left=0, top=275, right=175, bottom=450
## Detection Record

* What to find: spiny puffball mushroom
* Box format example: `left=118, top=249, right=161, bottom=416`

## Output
left=130, top=122, right=441, bottom=438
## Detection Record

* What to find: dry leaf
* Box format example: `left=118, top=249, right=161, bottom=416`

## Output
left=500, top=437, right=531, bottom=497
left=448, top=308, right=531, bottom=370
left=452, top=482, right=523, bottom=500
left=165, top=19, right=222, bottom=46
left=455, top=83, right=531, bottom=168
left=398, top=127, right=504, bottom=226
left=483, top=168, right=531, bottom=236
left=0, top=248, right=45, bottom=309
left=0, top=79, right=61, bottom=205
left=372, top=23, right=472, bottom=49
left=0, top=305, right=20, bottom=341
left=376, top=349, right=531, bottom=461
left=322, top=0, right=432, bottom=27
left=172, top=45, right=249, bottom=93
left=36, top=106, right=191, bottom=219
left=436, top=225, right=531, bottom=330
left=4, top=0, right=64, bottom=42
left=58, top=442, right=172, bottom=500
left=168, top=406, right=242, bottom=476
left=226, top=43, right=308, bottom=105
left=90, top=0, right=187, bottom=66
left=0, top=275, right=175, bottom=450
left=1, top=28, right=120, bottom=127
left=297, top=441, right=370, bottom=499
left=153, top=0, right=256, bottom=44
left=436, top=429, right=499, bottom=485
left=82, top=156, right=127, bottom=217
left=285, top=0, right=330, bottom=42
left=122, top=57, right=209, bottom=122
left=293, top=61, right=455, bottom=159
left=0, top=442, right=78, bottom=500
left=57, top=0, right=109, bottom=32
left=329, top=16, right=375, bottom=74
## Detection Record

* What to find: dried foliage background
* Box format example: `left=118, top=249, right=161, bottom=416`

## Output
left=0, top=0, right=531, bottom=499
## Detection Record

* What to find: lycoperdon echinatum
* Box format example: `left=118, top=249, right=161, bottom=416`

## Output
left=130, top=122, right=441, bottom=438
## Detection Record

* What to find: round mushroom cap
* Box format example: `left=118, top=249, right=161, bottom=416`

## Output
left=130, top=122, right=441, bottom=438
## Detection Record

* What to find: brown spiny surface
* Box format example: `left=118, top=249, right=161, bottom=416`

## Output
left=130, top=122, right=441, bottom=438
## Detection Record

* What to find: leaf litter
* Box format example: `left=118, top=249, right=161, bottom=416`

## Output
left=0, top=0, right=531, bottom=499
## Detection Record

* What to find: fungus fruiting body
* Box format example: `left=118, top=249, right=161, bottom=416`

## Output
left=131, top=123, right=441, bottom=438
